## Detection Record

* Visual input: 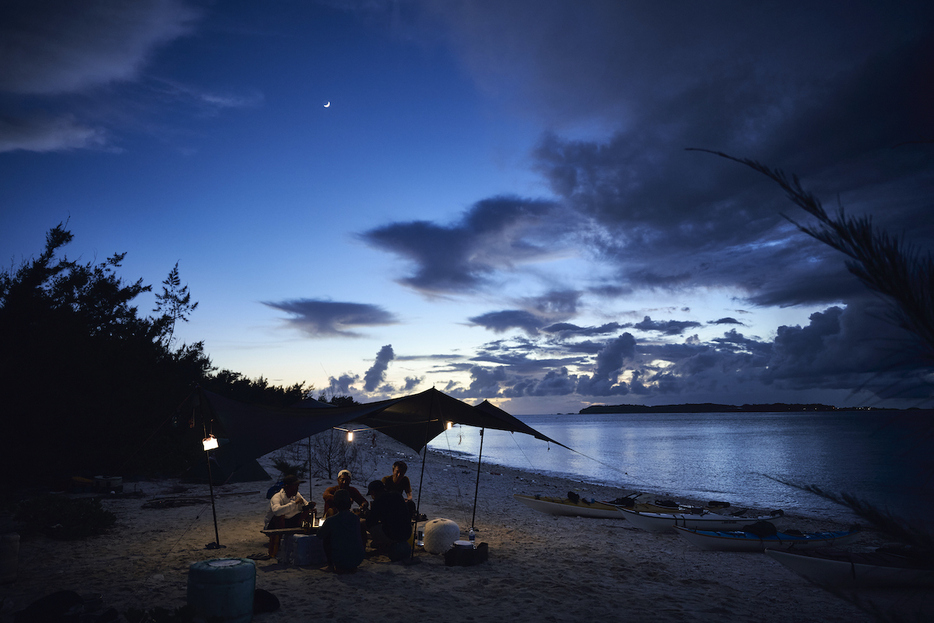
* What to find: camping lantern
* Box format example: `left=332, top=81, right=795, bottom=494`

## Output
left=346, top=430, right=354, bottom=442
left=202, top=434, right=219, bottom=451
left=446, top=421, right=453, bottom=430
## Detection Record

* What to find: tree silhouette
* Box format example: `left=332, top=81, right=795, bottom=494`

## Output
left=1, top=225, right=319, bottom=488
left=154, top=261, right=198, bottom=346
left=0, top=225, right=212, bottom=483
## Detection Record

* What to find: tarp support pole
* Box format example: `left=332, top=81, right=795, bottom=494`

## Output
left=205, top=449, right=222, bottom=548
left=308, top=437, right=317, bottom=525
left=415, top=444, right=427, bottom=521
left=198, top=389, right=223, bottom=550
left=408, top=395, right=437, bottom=563
left=470, top=428, right=484, bottom=530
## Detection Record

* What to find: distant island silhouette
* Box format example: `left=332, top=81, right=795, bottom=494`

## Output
left=579, top=403, right=897, bottom=414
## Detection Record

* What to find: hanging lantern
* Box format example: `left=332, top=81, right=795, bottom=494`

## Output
left=202, top=434, right=219, bottom=451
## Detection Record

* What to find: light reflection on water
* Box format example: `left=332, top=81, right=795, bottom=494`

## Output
left=428, top=410, right=932, bottom=522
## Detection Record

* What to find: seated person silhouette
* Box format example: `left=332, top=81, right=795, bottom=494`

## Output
left=322, top=469, right=368, bottom=517
left=317, top=489, right=365, bottom=573
left=381, top=460, right=421, bottom=519
left=264, top=474, right=312, bottom=556
left=365, top=480, right=413, bottom=560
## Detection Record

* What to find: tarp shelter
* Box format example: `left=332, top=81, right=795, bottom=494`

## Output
left=189, top=387, right=569, bottom=483
left=188, top=386, right=572, bottom=541
left=185, top=389, right=362, bottom=483
left=307, top=387, right=569, bottom=453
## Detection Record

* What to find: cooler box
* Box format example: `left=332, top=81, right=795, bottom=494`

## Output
left=444, top=542, right=489, bottom=566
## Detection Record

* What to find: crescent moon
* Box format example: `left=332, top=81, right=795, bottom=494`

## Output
left=323, top=102, right=330, bottom=108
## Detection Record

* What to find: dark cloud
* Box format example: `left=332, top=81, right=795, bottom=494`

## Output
left=633, top=316, right=703, bottom=336
left=411, top=1, right=934, bottom=310
left=542, top=322, right=625, bottom=337
left=506, top=367, right=579, bottom=398
left=557, top=339, right=614, bottom=355
left=627, top=299, right=928, bottom=402
left=339, top=3, right=934, bottom=407
left=471, top=350, right=583, bottom=376
left=527, top=289, right=580, bottom=316
left=363, top=344, right=394, bottom=392
left=429, top=2, right=929, bottom=130
left=533, top=131, right=872, bottom=306
left=711, top=329, right=771, bottom=357
left=0, top=0, right=198, bottom=95
left=468, top=309, right=545, bottom=335
left=395, top=353, right=466, bottom=362
left=463, top=364, right=509, bottom=397
left=0, top=114, right=108, bottom=153
left=526, top=28, right=934, bottom=306
left=576, top=333, right=637, bottom=396
left=263, top=299, right=398, bottom=338
left=431, top=297, right=931, bottom=405
left=354, top=3, right=933, bottom=346
left=709, top=317, right=743, bottom=326
left=359, top=195, right=562, bottom=295
left=325, top=373, right=358, bottom=397
left=587, top=284, right=634, bottom=298
left=345, top=2, right=934, bottom=406
left=467, top=290, right=585, bottom=337
left=0, top=0, right=200, bottom=152
left=763, top=299, right=929, bottom=399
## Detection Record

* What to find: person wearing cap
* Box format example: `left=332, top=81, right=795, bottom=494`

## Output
left=322, top=469, right=368, bottom=517
left=364, top=479, right=412, bottom=557
left=266, top=474, right=311, bottom=527
left=317, top=488, right=365, bottom=573
left=381, top=460, right=421, bottom=520
left=265, top=474, right=313, bottom=556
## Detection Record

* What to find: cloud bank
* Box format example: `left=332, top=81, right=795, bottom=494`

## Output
left=264, top=299, right=398, bottom=338
left=338, top=0, right=934, bottom=405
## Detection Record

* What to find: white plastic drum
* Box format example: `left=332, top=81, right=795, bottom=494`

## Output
left=187, top=558, right=255, bottom=623
left=423, top=518, right=459, bottom=554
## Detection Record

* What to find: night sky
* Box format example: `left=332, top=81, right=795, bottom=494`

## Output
left=2, top=1, right=932, bottom=413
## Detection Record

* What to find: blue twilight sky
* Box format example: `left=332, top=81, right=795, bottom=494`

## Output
left=2, top=1, right=933, bottom=414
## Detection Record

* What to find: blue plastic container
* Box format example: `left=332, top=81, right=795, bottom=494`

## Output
left=187, top=558, right=255, bottom=623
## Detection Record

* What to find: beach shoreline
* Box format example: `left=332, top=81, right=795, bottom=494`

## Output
left=2, top=439, right=930, bottom=622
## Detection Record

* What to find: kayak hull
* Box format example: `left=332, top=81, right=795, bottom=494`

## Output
left=674, top=526, right=859, bottom=552
left=512, top=494, right=692, bottom=518
left=766, top=548, right=934, bottom=587
left=620, top=507, right=784, bottom=532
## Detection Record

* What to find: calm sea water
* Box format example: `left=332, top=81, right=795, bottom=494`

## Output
left=427, top=410, right=933, bottom=523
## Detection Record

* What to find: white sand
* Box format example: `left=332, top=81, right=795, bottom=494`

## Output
left=2, top=438, right=931, bottom=622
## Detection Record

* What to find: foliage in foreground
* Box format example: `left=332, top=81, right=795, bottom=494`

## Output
left=14, top=494, right=116, bottom=540
left=0, top=224, right=309, bottom=486
left=693, top=148, right=934, bottom=372
left=763, top=474, right=932, bottom=549
left=201, top=369, right=306, bottom=408
left=710, top=148, right=934, bottom=558
left=800, top=484, right=934, bottom=551
left=0, top=224, right=212, bottom=482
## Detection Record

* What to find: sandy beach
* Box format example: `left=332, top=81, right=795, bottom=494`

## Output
left=2, top=437, right=931, bottom=623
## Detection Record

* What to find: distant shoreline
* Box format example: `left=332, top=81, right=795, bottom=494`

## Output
left=579, top=402, right=905, bottom=414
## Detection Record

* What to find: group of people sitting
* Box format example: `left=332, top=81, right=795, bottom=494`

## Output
left=264, top=461, right=421, bottom=573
